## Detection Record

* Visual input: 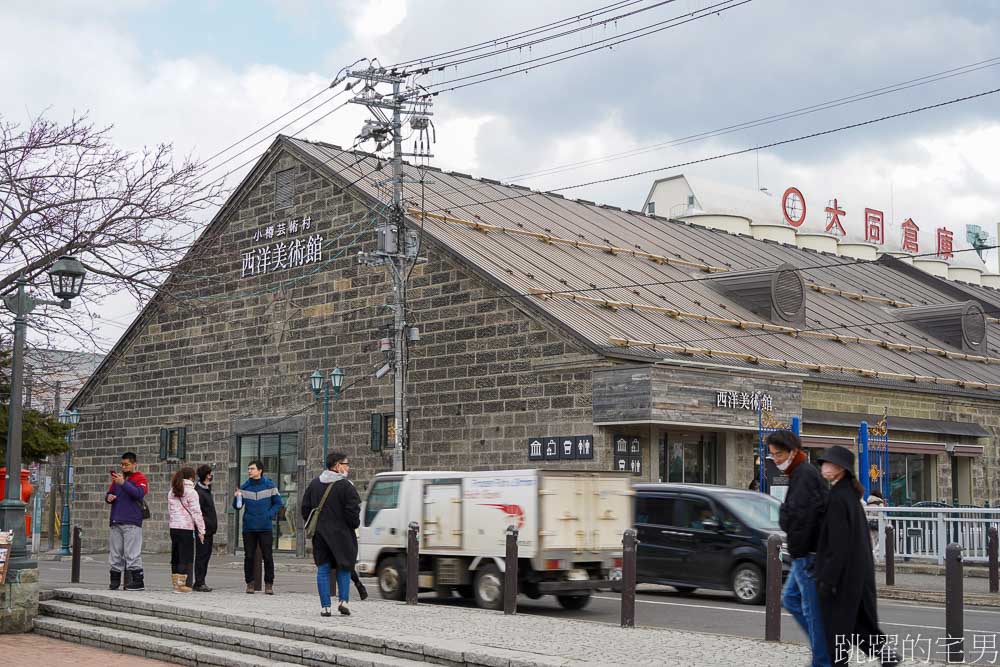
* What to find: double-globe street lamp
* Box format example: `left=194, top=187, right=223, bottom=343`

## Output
left=57, top=408, right=81, bottom=556
left=2, top=256, right=87, bottom=569
left=310, top=367, right=345, bottom=465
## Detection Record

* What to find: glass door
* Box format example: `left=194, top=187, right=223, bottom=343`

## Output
left=660, top=432, right=719, bottom=484
left=238, top=432, right=299, bottom=551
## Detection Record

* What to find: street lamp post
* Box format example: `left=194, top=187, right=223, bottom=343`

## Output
left=309, top=367, right=345, bottom=465
left=1, top=256, right=87, bottom=570
left=57, top=409, right=80, bottom=556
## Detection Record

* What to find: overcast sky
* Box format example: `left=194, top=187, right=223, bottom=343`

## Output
left=3, top=0, right=1000, bottom=352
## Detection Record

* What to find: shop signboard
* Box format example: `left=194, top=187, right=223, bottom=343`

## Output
left=528, top=435, right=594, bottom=461
left=613, top=435, right=643, bottom=475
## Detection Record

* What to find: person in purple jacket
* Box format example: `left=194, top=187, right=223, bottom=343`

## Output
left=106, top=451, right=149, bottom=591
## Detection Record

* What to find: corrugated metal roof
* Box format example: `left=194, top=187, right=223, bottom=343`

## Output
left=287, top=137, right=1000, bottom=396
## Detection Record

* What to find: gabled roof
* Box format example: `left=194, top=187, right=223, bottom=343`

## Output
left=74, top=135, right=1000, bottom=407
left=287, top=137, right=1000, bottom=398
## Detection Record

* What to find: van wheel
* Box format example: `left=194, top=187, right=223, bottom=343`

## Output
left=377, top=556, right=406, bottom=601
left=556, top=594, right=591, bottom=610
left=473, top=564, right=504, bottom=611
left=731, top=563, right=764, bottom=605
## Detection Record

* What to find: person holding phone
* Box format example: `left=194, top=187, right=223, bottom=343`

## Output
left=106, top=451, right=148, bottom=591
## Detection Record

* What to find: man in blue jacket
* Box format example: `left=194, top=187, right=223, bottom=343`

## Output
left=233, top=459, right=283, bottom=594
left=105, top=451, right=148, bottom=591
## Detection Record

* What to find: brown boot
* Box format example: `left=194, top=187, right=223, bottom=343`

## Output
left=264, top=583, right=274, bottom=595
left=172, top=574, right=192, bottom=593
left=246, top=583, right=255, bottom=594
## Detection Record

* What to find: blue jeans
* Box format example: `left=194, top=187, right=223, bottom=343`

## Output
left=317, top=563, right=352, bottom=607
left=782, top=555, right=830, bottom=667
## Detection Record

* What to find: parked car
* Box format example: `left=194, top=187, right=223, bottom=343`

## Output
left=633, top=483, right=788, bottom=605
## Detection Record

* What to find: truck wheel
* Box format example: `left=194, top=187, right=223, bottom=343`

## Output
left=731, top=563, right=764, bottom=605
left=473, top=564, right=504, bottom=611
left=556, top=594, right=591, bottom=610
left=377, top=556, right=406, bottom=601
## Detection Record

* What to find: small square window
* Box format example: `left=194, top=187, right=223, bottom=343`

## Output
left=159, top=427, right=187, bottom=461
left=274, top=168, right=295, bottom=210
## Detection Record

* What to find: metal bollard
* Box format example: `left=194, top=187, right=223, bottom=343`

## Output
left=765, top=533, right=782, bottom=642
left=253, top=543, right=263, bottom=591
left=989, top=526, right=999, bottom=595
left=945, top=543, right=964, bottom=664
left=621, top=528, right=637, bottom=628
left=504, top=525, right=519, bottom=615
left=406, top=521, right=419, bottom=605
left=885, top=524, right=895, bottom=587
left=70, top=526, right=82, bottom=583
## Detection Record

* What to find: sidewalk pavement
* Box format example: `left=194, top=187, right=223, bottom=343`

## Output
left=46, top=587, right=814, bottom=666
left=0, top=632, right=172, bottom=666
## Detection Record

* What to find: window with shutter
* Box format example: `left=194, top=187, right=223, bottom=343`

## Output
left=159, top=426, right=188, bottom=461
left=274, top=168, right=295, bottom=209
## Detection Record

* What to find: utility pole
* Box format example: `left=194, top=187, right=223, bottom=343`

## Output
left=348, top=64, right=433, bottom=472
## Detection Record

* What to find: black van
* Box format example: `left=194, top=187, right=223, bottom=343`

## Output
left=634, top=483, right=788, bottom=605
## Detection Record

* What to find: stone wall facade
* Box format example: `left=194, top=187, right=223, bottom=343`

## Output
left=802, top=382, right=999, bottom=506
left=70, top=149, right=617, bottom=553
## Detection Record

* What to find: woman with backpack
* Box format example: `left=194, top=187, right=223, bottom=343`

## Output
left=167, top=466, right=206, bottom=593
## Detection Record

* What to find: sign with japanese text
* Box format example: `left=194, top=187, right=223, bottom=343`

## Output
left=241, top=215, right=324, bottom=278
left=716, top=390, right=773, bottom=412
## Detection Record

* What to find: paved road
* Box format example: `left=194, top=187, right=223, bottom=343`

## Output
left=40, top=558, right=998, bottom=663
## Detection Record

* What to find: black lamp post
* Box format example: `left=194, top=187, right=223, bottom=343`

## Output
left=57, top=409, right=81, bottom=556
left=309, top=367, right=345, bottom=465
left=2, top=256, right=86, bottom=569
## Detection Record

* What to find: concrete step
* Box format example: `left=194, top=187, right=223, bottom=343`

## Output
left=38, top=600, right=430, bottom=667
left=34, top=616, right=297, bottom=667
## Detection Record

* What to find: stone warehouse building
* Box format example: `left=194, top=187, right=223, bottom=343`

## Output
left=70, top=136, right=1000, bottom=553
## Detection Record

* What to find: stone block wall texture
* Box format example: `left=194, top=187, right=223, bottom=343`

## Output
left=70, top=150, right=613, bottom=552
left=0, top=567, right=39, bottom=633
left=802, top=382, right=999, bottom=506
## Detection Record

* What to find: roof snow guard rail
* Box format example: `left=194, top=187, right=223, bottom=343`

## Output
left=707, top=262, right=806, bottom=326
left=898, top=301, right=988, bottom=354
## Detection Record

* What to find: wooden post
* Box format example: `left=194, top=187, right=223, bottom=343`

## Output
left=406, top=521, right=419, bottom=605
left=70, top=526, right=82, bottom=583
left=620, top=528, right=637, bottom=628
left=765, top=533, right=782, bottom=642
left=988, top=526, right=998, bottom=595
left=504, top=525, right=519, bottom=615
left=945, top=543, right=964, bottom=664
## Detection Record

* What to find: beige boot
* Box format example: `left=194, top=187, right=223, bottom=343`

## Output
left=172, top=574, right=193, bottom=593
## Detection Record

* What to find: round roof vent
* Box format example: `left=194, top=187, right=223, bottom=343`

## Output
left=772, top=268, right=806, bottom=323
left=962, top=302, right=987, bottom=350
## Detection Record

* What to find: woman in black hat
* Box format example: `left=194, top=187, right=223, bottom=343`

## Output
left=814, top=445, right=897, bottom=666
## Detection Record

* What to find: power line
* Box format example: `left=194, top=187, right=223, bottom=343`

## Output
left=424, top=0, right=751, bottom=95
left=389, top=0, right=643, bottom=68
left=416, top=85, right=1000, bottom=218
left=502, top=55, right=1000, bottom=182
left=404, top=0, right=680, bottom=73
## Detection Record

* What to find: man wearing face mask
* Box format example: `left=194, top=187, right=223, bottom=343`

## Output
left=767, top=430, right=830, bottom=667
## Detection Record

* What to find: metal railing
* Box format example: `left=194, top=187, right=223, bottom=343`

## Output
left=866, top=506, right=1000, bottom=564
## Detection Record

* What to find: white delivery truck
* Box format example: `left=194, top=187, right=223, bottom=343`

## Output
left=357, top=469, right=634, bottom=610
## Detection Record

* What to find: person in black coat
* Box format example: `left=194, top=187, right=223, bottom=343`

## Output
left=815, top=446, right=897, bottom=666
left=193, top=464, right=218, bottom=592
left=768, top=430, right=830, bottom=667
left=301, top=451, right=361, bottom=617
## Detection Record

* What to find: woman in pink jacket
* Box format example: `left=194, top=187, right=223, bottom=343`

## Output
left=167, top=466, right=206, bottom=593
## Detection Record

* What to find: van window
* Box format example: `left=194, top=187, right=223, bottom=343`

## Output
left=365, top=479, right=401, bottom=526
left=636, top=496, right=675, bottom=526
left=676, top=497, right=716, bottom=530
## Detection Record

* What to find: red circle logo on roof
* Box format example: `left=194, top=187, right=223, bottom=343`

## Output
left=781, top=187, right=807, bottom=227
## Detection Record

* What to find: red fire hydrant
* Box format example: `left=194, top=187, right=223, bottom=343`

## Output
left=0, top=468, right=36, bottom=537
